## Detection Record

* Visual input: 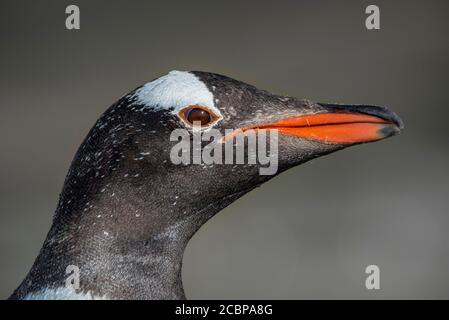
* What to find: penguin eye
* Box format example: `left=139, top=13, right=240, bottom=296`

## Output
left=187, top=108, right=211, bottom=125
left=178, top=105, right=219, bottom=127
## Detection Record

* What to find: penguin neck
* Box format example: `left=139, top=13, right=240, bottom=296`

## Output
left=15, top=177, right=210, bottom=300
left=13, top=116, right=258, bottom=299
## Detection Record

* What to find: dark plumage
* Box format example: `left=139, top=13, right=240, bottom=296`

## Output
left=10, top=71, right=402, bottom=299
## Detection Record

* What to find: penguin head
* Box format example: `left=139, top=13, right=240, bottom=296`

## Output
left=124, top=70, right=402, bottom=173
left=64, top=70, right=403, bottom=238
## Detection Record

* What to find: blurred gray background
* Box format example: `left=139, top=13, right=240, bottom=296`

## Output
left=1, top=0, right=448, bottom=299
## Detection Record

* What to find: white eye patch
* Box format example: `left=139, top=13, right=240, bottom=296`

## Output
left=132, top=70, right=222, bottom=119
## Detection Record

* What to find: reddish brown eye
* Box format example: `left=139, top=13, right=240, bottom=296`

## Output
left=178, top=104, right=220, bottom=127
left=186, top=108, right=212, bottom=125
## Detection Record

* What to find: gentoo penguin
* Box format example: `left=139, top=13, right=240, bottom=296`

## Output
left=10, top=70, right=403, bottom=300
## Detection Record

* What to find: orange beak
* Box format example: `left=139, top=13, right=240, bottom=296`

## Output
left=239, top=112, right=402, bottom=144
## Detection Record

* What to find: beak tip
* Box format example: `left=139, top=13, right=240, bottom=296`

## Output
left=379, top=123, right=402, bottom=139
left=386, top=108, right=404, bottom=131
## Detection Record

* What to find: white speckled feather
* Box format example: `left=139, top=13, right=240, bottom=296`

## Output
left=23, top=287, right=106, bottom=300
